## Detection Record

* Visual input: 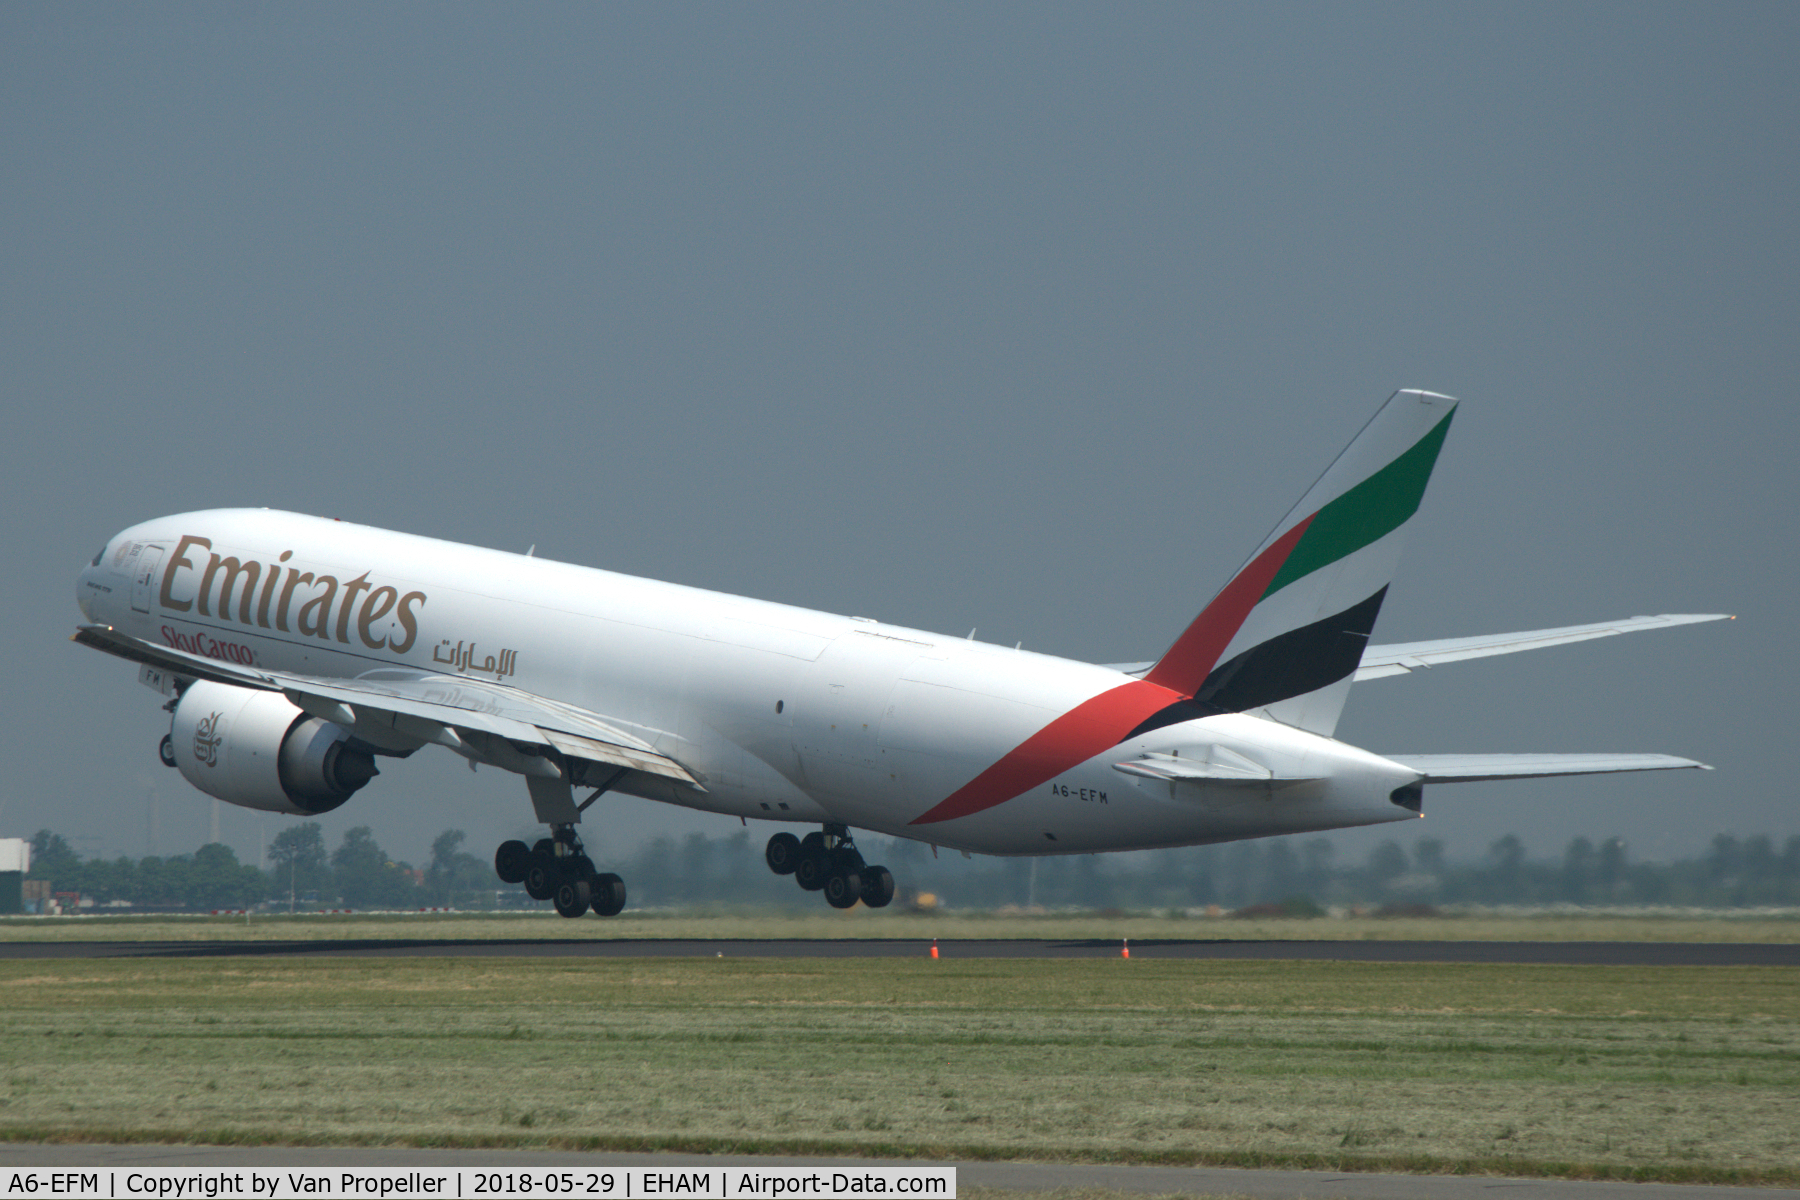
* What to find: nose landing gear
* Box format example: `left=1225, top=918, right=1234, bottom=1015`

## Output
left=766, top=824, right=894, bottom=909
left=495, top=825, right=625, bottom=918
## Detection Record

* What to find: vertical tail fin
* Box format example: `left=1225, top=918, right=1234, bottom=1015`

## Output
left=1141, top=390, right=1456, bottom=736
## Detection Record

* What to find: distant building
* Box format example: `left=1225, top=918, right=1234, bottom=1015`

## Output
left=0, top=838, right=29, bottom=915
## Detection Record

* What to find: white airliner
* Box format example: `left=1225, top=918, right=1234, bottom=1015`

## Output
left=72, top=391, right=1726, bottom=916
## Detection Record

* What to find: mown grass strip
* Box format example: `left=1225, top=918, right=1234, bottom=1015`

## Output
left=2, top=958, right=1795, bottom=1184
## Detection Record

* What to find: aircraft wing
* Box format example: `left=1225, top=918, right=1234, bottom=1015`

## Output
left=1383, top=752, right=1711, bottom=783
left=1352, top=613, right=1732, bottom=681
left=1102, top=613, right=1731, bottom=680
left=71, top=624, right=701, bottom=788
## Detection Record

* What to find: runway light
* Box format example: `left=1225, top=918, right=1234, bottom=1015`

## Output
left=930, top=939, right=938, bottom=959
left=1122, top=938, right=1130, bottom=959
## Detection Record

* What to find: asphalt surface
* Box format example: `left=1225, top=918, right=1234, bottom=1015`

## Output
left=2, top=938, right=1797, bottom=964
left=1, top=1146, right=1794, bottom=1200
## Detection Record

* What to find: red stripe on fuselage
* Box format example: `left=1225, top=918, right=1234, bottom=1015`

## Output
left=909, top=512, right=1315, bottom=827
left=909, top=679, right=1184, bottom=826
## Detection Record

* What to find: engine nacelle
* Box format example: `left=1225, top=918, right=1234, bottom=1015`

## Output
left=170, top=680, right=378, bottom=816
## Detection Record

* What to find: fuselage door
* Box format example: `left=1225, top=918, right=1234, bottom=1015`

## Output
left=131, top=545, right=165, bottom=614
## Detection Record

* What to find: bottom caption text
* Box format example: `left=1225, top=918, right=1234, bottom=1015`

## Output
left=4, top=1168, right=956, bottom=1200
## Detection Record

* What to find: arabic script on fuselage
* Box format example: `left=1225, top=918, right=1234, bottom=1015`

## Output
left=430, top=640, right=519, bottom=679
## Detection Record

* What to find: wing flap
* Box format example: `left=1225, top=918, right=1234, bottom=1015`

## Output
left=539, top=728, right=703, bottom=786
left=1385, top=752, right=1711, bottom=783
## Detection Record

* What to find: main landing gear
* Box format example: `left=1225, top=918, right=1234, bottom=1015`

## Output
left=765, top=824, right=895, bottom=909
left=494, top=826, right=626, bottom=918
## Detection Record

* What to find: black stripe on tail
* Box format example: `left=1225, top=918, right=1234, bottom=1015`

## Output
left=1125, top=588, right=1388, bottom=740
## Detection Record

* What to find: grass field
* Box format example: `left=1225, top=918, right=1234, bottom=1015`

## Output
left=1, top=954, right=1795, bottom=1184
left=3, top=909, right=1798, bottom=943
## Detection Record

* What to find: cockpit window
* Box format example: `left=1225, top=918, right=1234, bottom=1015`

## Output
left=91, top=545, right=108, bottom=567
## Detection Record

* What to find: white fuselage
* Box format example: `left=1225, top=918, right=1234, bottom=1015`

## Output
left=77, top=509, right=1421, bottom=853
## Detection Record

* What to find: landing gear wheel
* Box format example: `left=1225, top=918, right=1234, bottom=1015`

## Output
left=765, top=832, right=802, bottom=875
left=554, top=878, right=592, bottom=918
left=792, top=825, right=895, bottom=906
left=524, top=853, right=560, bottom=901
left=589, top=873, right=626, bottom=917
left=494, top=840, right=531, bottom=883
left=158, top=734, right=177, bottom=768
left=824, top=869, right=863, bottom=909
left=516, top=823, right=623, bottom=913
left=860, top=866, right=895, bottom=908
left=794, top=851, right=829, bottom=892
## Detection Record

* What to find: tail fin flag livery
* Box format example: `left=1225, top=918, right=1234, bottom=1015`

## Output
left=70, top=391, right=1727, bottom=916
left=1143, top=389, right=1455, bottom=734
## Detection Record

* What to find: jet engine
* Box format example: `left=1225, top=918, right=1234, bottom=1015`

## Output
left=169, top=680, right=378, bottom=815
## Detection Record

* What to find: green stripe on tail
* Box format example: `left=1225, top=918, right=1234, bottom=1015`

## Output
left=1261, top=408, right=1455, bottom=600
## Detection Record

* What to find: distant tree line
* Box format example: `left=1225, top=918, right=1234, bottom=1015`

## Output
left=21, top=826, right=1800, bottom=912
left=25, top=832, right=270, bottom=911
left=22, top=825, right=491, bottom=912
left=875, top=832, right=1800, bottom=912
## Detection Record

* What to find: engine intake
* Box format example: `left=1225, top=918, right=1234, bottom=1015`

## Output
left=170, top=680, right=378, bottom=815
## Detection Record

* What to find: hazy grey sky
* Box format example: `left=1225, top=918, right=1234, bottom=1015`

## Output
left=4, top=5, right=1793, bottom=876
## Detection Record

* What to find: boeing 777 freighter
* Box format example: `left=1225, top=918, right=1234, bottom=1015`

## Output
left=72, top=391, right=1727, bottom=916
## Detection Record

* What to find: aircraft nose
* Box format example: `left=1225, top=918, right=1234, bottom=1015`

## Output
left=76, top=548, right=117, bottom=623
left=76, top=566, right=97, bottom=621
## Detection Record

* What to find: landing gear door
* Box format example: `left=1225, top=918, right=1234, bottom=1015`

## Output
left=131, top=545, right=164, bottom=614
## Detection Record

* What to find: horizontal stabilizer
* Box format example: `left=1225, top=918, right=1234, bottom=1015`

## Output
left=1384, top=752, right=1712, bottom=783
left=1354, top=614, right=1732, bottom=680
left=1114, top=746, right=1320, bottom=786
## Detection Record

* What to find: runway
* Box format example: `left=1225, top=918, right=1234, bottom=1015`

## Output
left=2, top=1145, right=1795, bottom=1200
left=3, top=937, right=1796, bottom=964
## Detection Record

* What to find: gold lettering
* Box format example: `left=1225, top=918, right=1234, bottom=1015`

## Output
left=390, top=591, right=426, bottom=654
left=296, top=576, right=339, bottom=639
left=336, top=573, right=372, bottom=644
left=357, top=585, right=397, bottom=650
left=199, top=555, right=260, bottom=624
left=256, top=551, right=290, bottom=628
left=159, top=535, right=209, bottom=613
left=276, top=569, right=314, bottom=633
